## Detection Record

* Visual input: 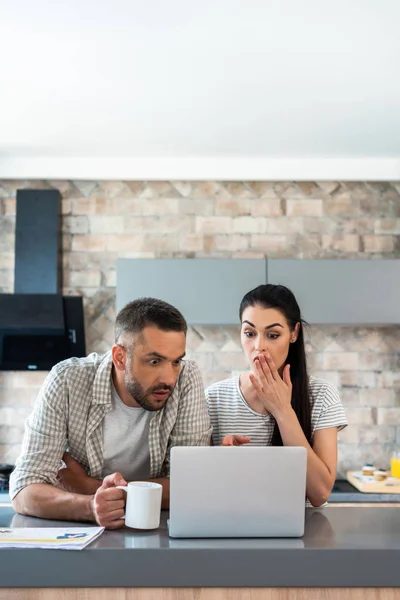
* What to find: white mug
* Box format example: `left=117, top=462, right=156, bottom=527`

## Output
left=117, top=481, right=163, bottom=529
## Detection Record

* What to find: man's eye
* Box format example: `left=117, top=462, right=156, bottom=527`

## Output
left=149, top=359, right=160, bottom=366
left=173, top=360, right=182, bottom=367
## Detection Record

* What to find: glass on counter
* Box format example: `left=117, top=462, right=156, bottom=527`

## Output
left=390, top=451, right=400, bottom=479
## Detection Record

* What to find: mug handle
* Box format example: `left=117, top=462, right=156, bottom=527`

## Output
left=116, top=485, right=128, bottom=520
left=116, top=485, right=128, bottom=492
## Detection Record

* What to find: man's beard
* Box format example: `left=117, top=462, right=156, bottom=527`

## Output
left=124, top=373, right=173, bottom=412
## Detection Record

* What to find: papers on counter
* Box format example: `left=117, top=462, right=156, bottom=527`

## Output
left=0, top=527, right=104, bottom=550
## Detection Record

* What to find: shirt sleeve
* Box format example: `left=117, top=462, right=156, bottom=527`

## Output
left=205, top=385, right=220, bottom=445
left=314, top=380, right=348, bottom=433
left=162, top=360, right=212, bottom=476
left=9, top=366, right=68, bottom=500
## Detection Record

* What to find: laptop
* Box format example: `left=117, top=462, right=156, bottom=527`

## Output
left=169, top=446, right=307, bottom=538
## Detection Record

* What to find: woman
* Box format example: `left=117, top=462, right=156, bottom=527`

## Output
left=206, top=284, right=347, bottom=507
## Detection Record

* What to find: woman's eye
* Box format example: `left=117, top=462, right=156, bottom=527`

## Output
left=244, top=331, right=254, bottom=337
left=267, top=333, right=279, bottom=340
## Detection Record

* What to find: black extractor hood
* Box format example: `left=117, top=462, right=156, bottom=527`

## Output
left=0, top=189, right=86, bottom=371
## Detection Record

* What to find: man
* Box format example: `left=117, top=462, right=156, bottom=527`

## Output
left=11, top=297, right=212, bottom=529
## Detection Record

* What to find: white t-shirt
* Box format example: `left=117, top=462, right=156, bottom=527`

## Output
left=102, top=381, right=153, bottom=481
left=206, top=375, right=348, bottom=446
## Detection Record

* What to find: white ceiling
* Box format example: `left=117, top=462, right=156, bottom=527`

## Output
left=0, top=0, right=399, bottom=180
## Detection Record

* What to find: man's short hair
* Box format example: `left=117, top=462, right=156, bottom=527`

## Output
left=115, top=297, right=188, bottom=343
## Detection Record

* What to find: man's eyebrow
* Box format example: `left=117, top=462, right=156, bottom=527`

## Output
left=242, top=320, right=283, bottom=329
left=144, top=352, right=186, bottom=360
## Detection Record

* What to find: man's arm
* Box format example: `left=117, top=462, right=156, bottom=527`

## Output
left=13, top=472, right=128, bottom=529
left=57, top=453, right=171, bottom=510
left=12, top=483, right=95, bottom=522
left=162, top=361, right=212, bottom=485
left=10, top=367, right=70, bottom=510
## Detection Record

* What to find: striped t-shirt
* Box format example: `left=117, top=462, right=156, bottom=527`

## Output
left=206, top=375, right=348, bottom=446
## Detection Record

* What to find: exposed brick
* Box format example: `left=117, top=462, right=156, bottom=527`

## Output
left=73, top=197, right=107, bottom=215
left=0, top=407, right=32, bottom=426
left=286, top=199, right=323, bottom=217
left=196, top=217, right=232, bottom=234
left=178, top=197, right=214, bottom=216
left=89, top=216, right=124, bottom=234
left=67, top=269, right=101, bottom=288
left=358, top=425, right=395, bottom=444
left=377, top=408, right=400, bottom=425
left=104, top=271, right=116, bottom=287
left=267, top=218, right=303, bottom=234
left=72, top=234, right=107, bottom=252
left=141, top=198, right=179, bottom=215
left=108, top=198, right=143, bottom=214
left=62, top=216, right=89, bottom=235
left=374, top=219, right=400, bottom=234
left=0, top=426, right=24, bottom=444
left=345, top=407, right=375, bottom=425
left=215, top=198, right=251, bottom=216
left=141, top=234, right=178, bottom=252
left=0, top=252, right=13, bottom=269
left=339, top=389, right=360, bottom=406
left=362, top=235, right=395, bottom=253
left=213, top=352, right=248, bottom=371
left=0, top=444, right=22, bottom=464
left=178, top=234, right=204, bottom=252
left=213, top=235, right=249, bottom=252
left=339, top=425, right=359, bottom=443
left=3, top=198, right=16, bottom=215
left=232, top=217, right=267, bottom=234
left=324, top=193, right=358, bottom=216
left=171, top=181, right=192, bottom=197
left=105, top=234, right=144, bottom=252
left=251, top=198, right=283, bottom=217
left=323, top=353, right=359, bottom=371
left=322, top=235, right=359, bottom=253
left=359, top=389, right=395, bottom=407
left=340, top=371, right=376, bottom=388
left=250, top=234, right=288, bottom=254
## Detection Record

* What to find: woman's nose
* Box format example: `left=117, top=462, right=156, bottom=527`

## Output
left=254, top=336, right=267, bottom=352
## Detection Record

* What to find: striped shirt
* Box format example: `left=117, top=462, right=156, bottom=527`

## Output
left=206, top=375, right=348, bottom=446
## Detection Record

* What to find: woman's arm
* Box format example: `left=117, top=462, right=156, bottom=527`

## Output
left=250, top=353, right=338, bottom=506
left=274, top=408, right=337, bottom=506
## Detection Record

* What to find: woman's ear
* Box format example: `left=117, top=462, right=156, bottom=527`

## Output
left=291, top=322, right=301, bottom=343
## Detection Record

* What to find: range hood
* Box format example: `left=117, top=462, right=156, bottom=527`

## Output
left=0, top=189, right=86, bottom=371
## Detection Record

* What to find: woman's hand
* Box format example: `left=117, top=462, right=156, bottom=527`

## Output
left=250, top=353, right=293, bottom=419
left=221, top=435, right=251, bottom=446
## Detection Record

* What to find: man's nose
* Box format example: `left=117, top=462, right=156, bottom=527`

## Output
left=159, top=365, right=177, bottom=388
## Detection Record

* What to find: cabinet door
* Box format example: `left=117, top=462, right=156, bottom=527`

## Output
left=117, top=258, right=267, bottom=325
left=267, top=259, right=400, bottom=324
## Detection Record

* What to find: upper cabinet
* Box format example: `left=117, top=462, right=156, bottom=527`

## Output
left=268, top=259, right=400, bottom=325
left=117, top=259, right=266, bottom=326
left=117, top=259, right=400, bottom=326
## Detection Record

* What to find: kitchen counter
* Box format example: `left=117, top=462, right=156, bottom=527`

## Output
left=328, top=479, right=400, bottom=503
left=0, top=504, right=400, bottom=591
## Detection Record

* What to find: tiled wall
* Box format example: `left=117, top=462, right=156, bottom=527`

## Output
left=0, top=179, right=399, bottom=475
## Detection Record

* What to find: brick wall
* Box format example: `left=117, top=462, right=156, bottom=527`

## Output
left=0, top=179, right=399, bottom=475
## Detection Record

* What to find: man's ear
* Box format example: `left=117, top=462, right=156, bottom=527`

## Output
left=112, top=344, right=127, bottom=372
